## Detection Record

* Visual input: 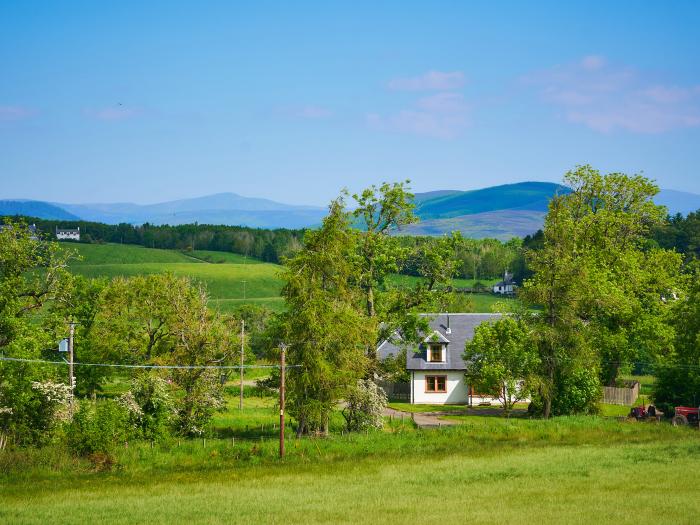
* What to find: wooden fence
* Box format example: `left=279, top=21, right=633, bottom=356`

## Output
left=603, top=381, right=640, bottom=405
left=376, top=380, right=410, bottom=401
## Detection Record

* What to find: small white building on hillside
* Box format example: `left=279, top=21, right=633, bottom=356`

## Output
left=56, top=227, right=80, bottom=241
left=493, top=271, right=515, bottom=295
left=377, top=313, right=505, bottom=405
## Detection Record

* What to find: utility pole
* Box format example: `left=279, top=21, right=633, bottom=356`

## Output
left=68, top=321, right=76, bottom=416
left=279, top=343, right=286, bottom=458
left=242, top=280, right=247, bottom=300
left=239, top=319, right=245, bottom=410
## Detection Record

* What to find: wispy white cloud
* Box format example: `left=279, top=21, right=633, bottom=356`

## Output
left=388, top=71, right=466, bottom=92
left=367, top=92, right=469, bottom=139
left=85, top=106, right=138, bottom=121
left=524, top=55, right=700, bottom=133
left=0, top=105, right=35, bottom=121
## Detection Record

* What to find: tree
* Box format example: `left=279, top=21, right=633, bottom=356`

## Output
left=352, top=183, right=464, bottom=353
left=277, top=199, right=376, bottom=436
left=0, top=220, right=74, bottom=444
left=90, top=273, right=237, bottom=436
left=167, top=283, right=236, bottom=436
left=654, top=268, right=700, bottom=411
left=464, top=317, right=539, bottom=416
left=519, top=166, right=679, bottom=417
left=353, top=181, right=418, bottom=318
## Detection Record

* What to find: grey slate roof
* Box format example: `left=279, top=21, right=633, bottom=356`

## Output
left=376, top=313, right=502, bottom=371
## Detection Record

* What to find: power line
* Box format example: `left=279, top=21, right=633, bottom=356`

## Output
left=0, top=356, right=300, bottom=370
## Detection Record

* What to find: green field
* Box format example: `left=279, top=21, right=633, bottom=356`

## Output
left=64, top=243, right=285, bottom=312
left=2, top=409, right=699, bottom=524
left=386, top=274, right=499, bottom=289
left=65, top=242, right=197, bottom=265
left=187, top=250, right=264, bottom=264
left=61, top=243, right=517, bottom=314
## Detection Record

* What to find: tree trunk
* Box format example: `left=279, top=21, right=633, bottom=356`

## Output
left=367, top=285, right=376, bottom=318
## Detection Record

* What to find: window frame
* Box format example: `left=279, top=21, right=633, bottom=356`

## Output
left=428, top=344, right=444, bottom=363
left=425, top=375, right=447, bottom=393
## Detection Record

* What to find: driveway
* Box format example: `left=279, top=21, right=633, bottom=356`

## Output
left=384, top=405, right=527, bottom=428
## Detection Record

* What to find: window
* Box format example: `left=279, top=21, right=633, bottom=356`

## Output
left=429, top=344, right=443, bottom=362
left=425, top=375, right=447, bottom=393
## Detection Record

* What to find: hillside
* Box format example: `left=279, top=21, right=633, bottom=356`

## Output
left=0, top=200, right=79, bottom=220
left=63, top=243, right=509, bottom=313
left=414, top=181, right=568, bottom=220
left=404, top=181, right=565, bottom=238
left=57, top=192, right=327, bottom=228
left=401, top=209, right=547, bottom=240
left=8, top=183, right=699, bottom=239
left=64, top=243, right=285, bottom=312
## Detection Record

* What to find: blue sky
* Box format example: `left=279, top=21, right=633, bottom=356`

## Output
left=1, top=1, right=699, bottom=205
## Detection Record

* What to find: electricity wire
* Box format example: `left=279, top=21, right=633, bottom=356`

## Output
left=0, top=356, right=300, bottom=370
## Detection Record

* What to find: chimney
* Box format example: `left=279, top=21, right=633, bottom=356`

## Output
left=446, top=313, right=451, bottom=335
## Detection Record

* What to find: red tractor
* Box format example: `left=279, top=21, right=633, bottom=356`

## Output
left=672, top=406, right=700, bottom=427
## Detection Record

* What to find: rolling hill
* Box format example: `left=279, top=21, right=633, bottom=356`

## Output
left=405, top=182, right=565, bottom=238
left=414, top=181, right=568, bottom=220
left=56, top=192, right=327, bottom=228
left=62, top=243, right=286, bottom=312
left=0, top=200, right=80, bottom=220
left=5, top=183, right=699, bottom=239
left=406, top=182, right=700, bottom=239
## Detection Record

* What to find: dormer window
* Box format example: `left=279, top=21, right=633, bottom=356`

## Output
left=429, top=344, right=445, bottom=362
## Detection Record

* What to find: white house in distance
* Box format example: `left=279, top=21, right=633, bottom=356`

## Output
left=492, top=270, right=515, bottom=295
left=377, top=313, right=502, bottom=405
left=56, top=227, right=80, bottom=241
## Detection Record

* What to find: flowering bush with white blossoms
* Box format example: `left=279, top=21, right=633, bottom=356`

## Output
left=118, top=375, right=174, bottom=440
left=342, top=379, right=388, bottom=432
left=31, top=381, right=72, bottom=405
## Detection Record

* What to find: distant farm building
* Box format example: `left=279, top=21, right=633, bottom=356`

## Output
left=1, top=223, right=39, bottom=240
left=492, top=271, right=515, bottom=295
left=56, top=227, right=80, bottom=241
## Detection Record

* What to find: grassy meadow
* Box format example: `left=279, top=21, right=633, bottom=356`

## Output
left=2, top=405, right=699, bottom=524
left=60, top=242, right=514, bottom=314
left=63, top=243, right=286, bottom=312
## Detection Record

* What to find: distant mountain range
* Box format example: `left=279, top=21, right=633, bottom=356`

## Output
left=2, top=182, right=699, bottom=239
left=1, top=193, right=328, bottom=230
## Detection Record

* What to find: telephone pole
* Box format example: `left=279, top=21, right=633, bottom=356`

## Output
left=279, top=343, right=286, bottom=458
left=68, top=321, right=76, bottom=416
left=239, top=319, right=245, bottom=410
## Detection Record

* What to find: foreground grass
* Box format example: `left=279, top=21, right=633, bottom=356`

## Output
left=2, top=417, right=699, bottom=524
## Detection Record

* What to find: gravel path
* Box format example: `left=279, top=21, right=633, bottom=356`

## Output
left=384, top=405, right=527, bottom=428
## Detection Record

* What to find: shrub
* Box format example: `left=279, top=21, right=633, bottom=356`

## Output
left=67, top=400, right=131, bottom=457
left=118, top=375, right=174, bottom=441
left=530, top=366, right=601, bottom=416
left=342, top=380, right=387, bottom=432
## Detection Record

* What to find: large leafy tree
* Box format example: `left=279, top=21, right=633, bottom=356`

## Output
left=520, top=166, right=680, bottom=417
left=0, top=220, right=74, bottom=444
left=464, top=317, right=539, bottom=416
left=278, top=199, right=376, bottom=435
left=654, top=267, right=700, bottom=410
left=352, top=182, right=464, bottom=352
left=90, top=273, right=237, bottom=436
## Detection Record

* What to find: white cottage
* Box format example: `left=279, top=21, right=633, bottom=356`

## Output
left=492, top=271, right=515, bottom=295
left=377, top=313, right=503, bottom=405
left=56, top=227, right=80, bottom=241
